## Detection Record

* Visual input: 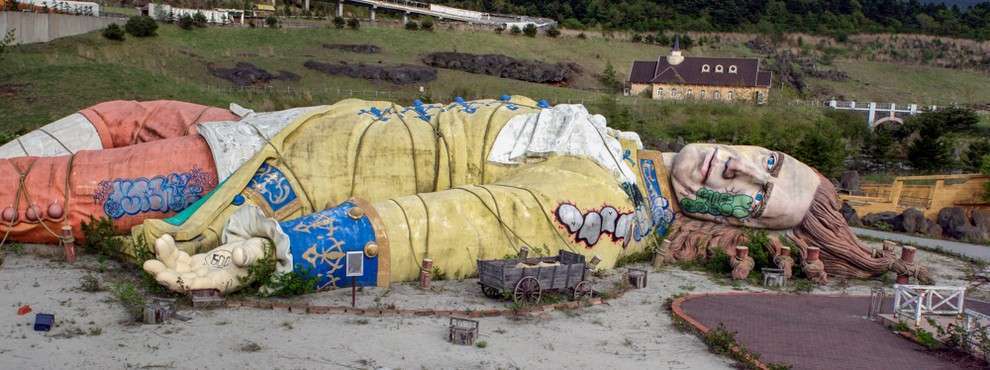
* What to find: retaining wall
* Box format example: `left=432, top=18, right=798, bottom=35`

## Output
left=0, top=11, right=125, bottom=44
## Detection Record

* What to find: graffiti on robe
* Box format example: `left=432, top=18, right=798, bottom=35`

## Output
left=94, top=167, right=216, bottom=219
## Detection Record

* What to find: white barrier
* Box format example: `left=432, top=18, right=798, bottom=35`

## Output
left=893, top=284, right=966, bottom=324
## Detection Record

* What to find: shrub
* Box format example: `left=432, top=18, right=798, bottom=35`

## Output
left=577, top=32, right=586, bottom=39
left=598, top=62, right=622, bottom=93
left=81, top=216, right=123, bottom=258
left=405, top=21, right=419, bottom=30
left=333, top=16, right=345, bottom=29
left=102, top=24, right=125, bottom=41
left=111, top=282, right=145, bottom=321
left=177, top=14, right=195, bottom=30
left=561, top=17, right=584, bottom=30
left=192, top=12, right=208, bottom=27
left=963, top=140, right=990, bottom=171
left=523, top=23, right=537, bottom=37
left=632, top=33, right=643, bottom=43
left=347, top=17, right=360, bottom=30
left=982, top=155, right=990, bottom=202
left=510, top=25, right=521, bottom=35
left=545, top=26, right=560, bottom=38
left=265, top=15, right=279, bottom=28
left=703, top=248, right=733, bottom=275
left=421, top=18, right=434, bottom=31
left=124, top=16, right=158, bottom=37
left=494, top=26, right=505, bottom=34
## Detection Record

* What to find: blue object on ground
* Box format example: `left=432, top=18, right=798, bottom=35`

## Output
left=34, top=313, right=54, bottom=332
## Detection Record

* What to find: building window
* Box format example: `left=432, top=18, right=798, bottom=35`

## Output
left=702, top=64, right=710, bottom=72
left=699, top=90, right=706, bottom=99
left=714, top=91, right=721, bottom=99
left=656, top=88, right=663, bottom=97
left=671, top=88, right=678, bottom=98
left=729, top=65, right=737, bottom=73
left=727, top=90, right=734, bottom=100
left=715, top=65, right=724, bottom=73
left=686, top=90, right=693, bottom=99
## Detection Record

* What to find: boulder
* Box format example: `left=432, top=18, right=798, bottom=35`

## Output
left=863, top=212, right=901, bottom=231
left=839, top=171, right=860, bottom=194
left=973, top=208, right=990, bottom=232
left=957, top=225, right=989, bottom=243
left=840, top=201, right=862, bottom=227
left=900, top=208, right=927, bottom=234
left=938, top=207, right=971, bottom=239
left=925, top=223, right=943, bottom=238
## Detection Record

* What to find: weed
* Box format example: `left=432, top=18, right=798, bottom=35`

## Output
left=88, top=327, right=102, bottom=336
left=789, top=279, right=814, bottom=294
left=893, top=320, right=911, bottom=332
left=79, top=274, right=102, bottom=292
left=703, top=248, right=732, bottom=275
left=475, top=340, right=488, bottom=348
left=615, top=249, right=652, bottom=267
left=110, top=281, right=145, bottom=321
left=240, top=341, right=262, bottom=352
left=914, top=327, right=941, bottom=350
left=678, top=285, right=696, bottom=291
left=623, top=338, right=633, bottom=347
left=431, top=266, right=447, bottom=281
left=703, top=324, right=737, bottom=355
left=81, top=216, right=122, bottom=258
left=494, top=327, right=507, bottom=334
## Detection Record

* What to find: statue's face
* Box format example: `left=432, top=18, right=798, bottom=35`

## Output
left=670, top=144, right=820, bottom=229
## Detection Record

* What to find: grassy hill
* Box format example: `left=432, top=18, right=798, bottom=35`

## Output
left=1, top=22, right=988, bottom=138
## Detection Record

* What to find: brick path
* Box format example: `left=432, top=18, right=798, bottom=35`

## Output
left=679, top=294, right=987, bottom=370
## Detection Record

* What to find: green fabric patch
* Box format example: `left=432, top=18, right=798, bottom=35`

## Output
left=679, top=187, right=753, bottom=219
left=164, top=179, right=227, bottom=226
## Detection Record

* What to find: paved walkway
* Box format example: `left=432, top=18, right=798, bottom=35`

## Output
left=679, top=294, right=988, bottom=370
left=852, top=227, right=990, bottom=262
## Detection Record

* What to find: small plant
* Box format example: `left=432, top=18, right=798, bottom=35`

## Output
left=405, top=21, right=419, bottom=31
left=510, top=25, right=521, bottom=35
left=347, top=17, right=360, bottom=30
left=789, top=279, right=814, bottom=294
left=81, top=216, right=123, bottom=258
left=615, top=249, right=652, bottom=267
left=420, top=18, right=434, bottom=31
left=110, top=281, right=145, bottom=321
left=192, top=12, right=208, bottom=27
left=577, top=32, right=587, bottom=39
left=431, top=266, right=447, bottom=281
left=332, top=16, right=345, bottom=29
left=703, top=323, right=737, bottom=355
left=545, top=26, right=560, bottom=38
left=124, top=16, right=158, bottom=37
left=0, top=28, right=14, bottom=61
left=475, top=340, right=488, bottom=348
left=914, top=327, right=941, bottom=350
left=702, top=248, right=732, bottom=275
left=265, top=16, right=279, bottom=28
left=494, top=26, right=504, bottom=34
left=523, top=24, right=537, bottom=37
left=80, top=274, right=102, bottom=292
left=102, top=24, right=124, bottom=41
left=177, top=14, right=195, bottom=30
left=893, top=320, right=911, bottom=332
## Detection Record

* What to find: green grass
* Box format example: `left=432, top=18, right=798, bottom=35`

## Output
left=809, top=60, right=990, bottom=105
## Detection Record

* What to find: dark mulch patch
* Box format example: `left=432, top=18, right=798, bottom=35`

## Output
left=303, top=60, right=436, bottom=85
left=208, top=62, right=299, bottom=86
left=422, top=52, right=581, bottom=84
left=0, top=83, right=27, bottom=97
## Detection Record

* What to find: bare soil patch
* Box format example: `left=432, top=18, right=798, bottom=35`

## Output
left=303, top=60, right=437, bottom=85
left=422, top=52, right=581, bottom=84
left=208, top=62, right=300, bottom=87
left=322, top=43, right=381, bottom=54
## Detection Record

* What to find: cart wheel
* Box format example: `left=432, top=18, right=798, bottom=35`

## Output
left=481, top=285, right=501, bottom=299
left=513, top=276, right=542, bottom=304
left=572, top=281, right=592, bottom=300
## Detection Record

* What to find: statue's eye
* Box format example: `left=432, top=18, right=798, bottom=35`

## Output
left=754, top=192, right=765, bottom=202
left=766, top=154, right=776, bottom=170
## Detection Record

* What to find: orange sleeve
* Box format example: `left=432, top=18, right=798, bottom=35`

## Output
left=78, top=100, right=239, bottom=148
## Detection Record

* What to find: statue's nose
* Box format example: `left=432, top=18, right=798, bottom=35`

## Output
left=722, top=156, right=770, bottom=185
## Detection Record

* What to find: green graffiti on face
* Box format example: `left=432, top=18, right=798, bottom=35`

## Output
left=679, top=188, right=753, bottom=219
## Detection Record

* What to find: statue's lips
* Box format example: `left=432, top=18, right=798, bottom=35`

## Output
left=700, top=147, right=718, bottom=185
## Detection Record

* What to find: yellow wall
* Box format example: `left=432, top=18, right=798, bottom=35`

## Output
left=631, top=82, right=769, bottom=104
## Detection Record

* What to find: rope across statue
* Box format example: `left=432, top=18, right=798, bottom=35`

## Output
left=0, top=96, right=930, bottom=293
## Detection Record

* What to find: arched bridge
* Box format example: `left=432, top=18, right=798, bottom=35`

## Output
left=328, top=0, right=555, bottom=28
left=827, top=100, right=938, bottom=130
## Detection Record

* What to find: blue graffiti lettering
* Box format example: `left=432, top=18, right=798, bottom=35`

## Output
left=94, top=167, right=215, bottom=219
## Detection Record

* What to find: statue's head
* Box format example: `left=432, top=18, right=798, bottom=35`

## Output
left=670, top=143, right=820, bottom=229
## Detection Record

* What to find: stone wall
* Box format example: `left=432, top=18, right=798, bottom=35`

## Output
left=0, top=12, right=124, bottom=44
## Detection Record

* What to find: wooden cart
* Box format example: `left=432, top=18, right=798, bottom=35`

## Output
left=477, top=250, right=591, bottom=304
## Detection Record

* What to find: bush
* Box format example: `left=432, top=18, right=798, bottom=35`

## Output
left=494, top=26, right=505, bottom=34
left=420, top=18, right=434, bottom=31
left=347, top=17, right=360, bottom=30
left=177, top=14, right=195, bottom=30
left=102, top=24, right=125, bottom=41
left=81, top=216, right=123, bottom=257
left=333, top=16, right=345, bottom=29
left=598, top=62, right=622, bottom=94
left=794, top=120, right=847, bottom=178
left=631, top=33, right=643, bottom=43
left=510, top=25, right=521, bottom=35
left=523, top=24, right=537, bottom=37
left=963, top=140, right=990, bottom=171
left=265, top=16, right=279, bottom=28
left=124, top=16, right=158, bottom=37
left=192, top=12, right=208, bottom=28
left=561, top=18, right=584, bottom=30
left=545, top=26, right=560, bottom=38
left=405, top=21, right=419, bottom=30
left=577, top=32, right=586, bottom=39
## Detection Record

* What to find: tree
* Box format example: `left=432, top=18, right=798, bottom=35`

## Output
left=405, top=21, right=419, bottom=30
left=510, top=25, right=521, bottom=35
left=124, top=16, right=158, bottom=37
left=0, top=28, right=15, bottom=60
left=102, top=24, right=125, bottom=41
left=982, top=155, right=990, bottom=201
left=795, top=121, right=848, bottom=178
left=907, top=134, right=953, bottom=172
left=421, top=18, right=434, bottom=31
left=347, top=17, right=360, bottom=30
left=193, top=12, right=208, bottom=27
left=177, top=14, right=195, bottom=30
left=265, top=16, right=279, bottom=28
left=523, top=24, right=537, bottom=37
left=333, top=16, right=345, bottom=29
left=598, top=62, right=622, bottom=94
left=545, top=26, right=560, bottom=38
left=963, top=140, right=990, bottom=171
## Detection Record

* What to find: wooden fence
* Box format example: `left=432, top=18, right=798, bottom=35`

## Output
left=841, top=173, right=989, bottom=218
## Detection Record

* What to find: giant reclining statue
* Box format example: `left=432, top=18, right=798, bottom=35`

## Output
left=0, top=96, right=929, bottom=293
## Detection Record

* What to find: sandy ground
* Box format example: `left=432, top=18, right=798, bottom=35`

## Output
left=0, top=240, right=984, bottom=370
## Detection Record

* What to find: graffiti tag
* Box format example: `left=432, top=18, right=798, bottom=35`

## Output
left=555, top=203, right=637, bottom=247
left=94, top=167, right=215, bottom=219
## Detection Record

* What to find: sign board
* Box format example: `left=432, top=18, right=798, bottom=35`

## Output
left=346, top=251, right=364, bottom=277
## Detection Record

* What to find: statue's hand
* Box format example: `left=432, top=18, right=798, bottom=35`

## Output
left=143, top=234, right=270, bottom=293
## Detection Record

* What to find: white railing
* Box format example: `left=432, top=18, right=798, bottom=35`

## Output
left=893, top=284, right=966, bottom=324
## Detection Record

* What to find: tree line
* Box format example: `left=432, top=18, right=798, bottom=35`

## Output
left=432, top=0, right=990, bottom=40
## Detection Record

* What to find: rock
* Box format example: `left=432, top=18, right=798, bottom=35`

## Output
left=208, top=62, right=300, bottom=87
left=840, top=201, right=862, bottom=227
left=938, top=207, right=971, bottom=239
left=973, top=208, right=990, bottom=231
left=957, top=225, right=989, bottom=243
left=925, top=223, right=943, bottom=238
left=422, top=52, right=579, bottom=84
left=863, top=212, right=901, bottom=231
left=322, top=43, right=381, bottom=54
left=303, top=60, right=437, bottom=85
left=900, top=208, right=926, bottom=234
left=839, top=171, right=860, bottom=194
